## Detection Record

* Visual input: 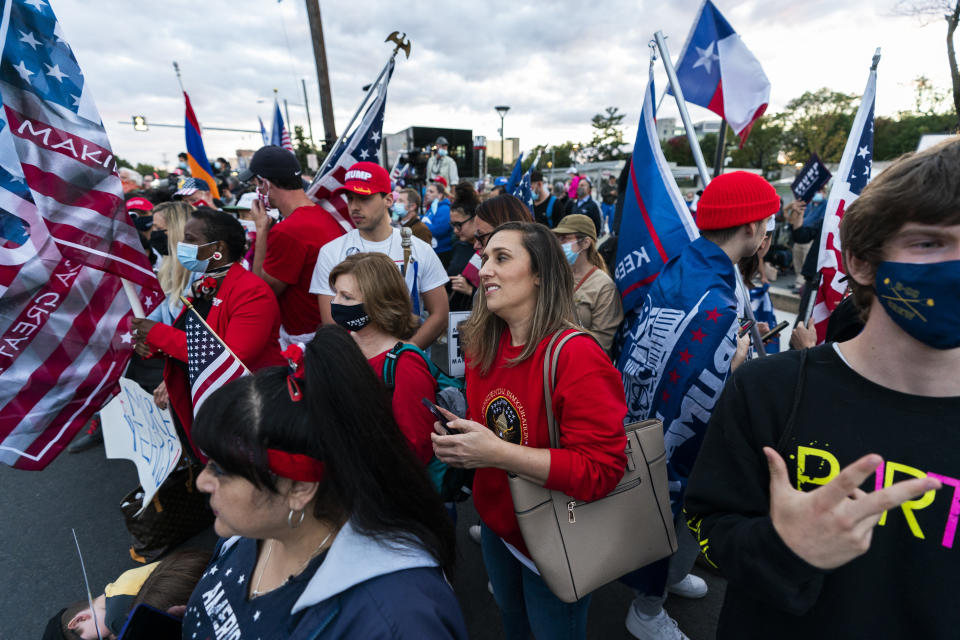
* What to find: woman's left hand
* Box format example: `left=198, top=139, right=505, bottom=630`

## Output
left=431, top=415, right=505, bottom=469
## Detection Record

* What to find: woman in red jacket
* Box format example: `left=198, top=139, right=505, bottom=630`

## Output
left=432, top=221, right=628, bottom=640
left=131, top=208, right=285, bottom=458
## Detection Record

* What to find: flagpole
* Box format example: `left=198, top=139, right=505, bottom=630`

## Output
left=121, top=279, right=145, bottom=318
left=179, top=296, right=252, bottom=374
left=172, top=61, right=185, bottom=94
left=713, top=118, right=727, bottom=178
left=653, top=31, right=710, bottom=186
left=312, top=33, right=410, bottom=182
left=654, top=31, right=766, bottom=356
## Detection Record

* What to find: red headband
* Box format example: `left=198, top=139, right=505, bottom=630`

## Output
left=267, top=449, right=326, bottom=482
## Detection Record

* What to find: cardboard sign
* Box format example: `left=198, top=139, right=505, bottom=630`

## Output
left=102, top=379, right=182, bottom=515
left=447, top=311, right=472, bottom=378
left=791, top=153, right=832, bottom=202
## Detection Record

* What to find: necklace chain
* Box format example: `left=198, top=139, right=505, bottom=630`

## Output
left=250, top=529, right=335, bottom=598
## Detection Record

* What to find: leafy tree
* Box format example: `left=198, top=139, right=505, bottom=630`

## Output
left=115, top=157, right=133, bottom=170
left=729, top=117, right=785, bottom=171
left=486, top=156, right=503, bottom=177
left=778, top=88, right=858, bottom=163
left=134, top=163, right=156, bottom=177
left=292, top=125, right=325, bottom=174
left=894, top=1, right=960, bottom=129
left=584, top=107, right=627, bottom=162
left=660, top=133, right=717, bottom=169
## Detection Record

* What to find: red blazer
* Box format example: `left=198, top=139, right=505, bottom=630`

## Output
left=146, top=263, right=286, bottom=456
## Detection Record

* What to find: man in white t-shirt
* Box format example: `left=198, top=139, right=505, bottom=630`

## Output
left=310, top=161, right=449, bottom=349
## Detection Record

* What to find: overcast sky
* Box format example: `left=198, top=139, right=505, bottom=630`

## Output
left=51, top=0, right=956, bottom=170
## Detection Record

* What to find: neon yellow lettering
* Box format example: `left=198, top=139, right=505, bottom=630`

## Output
left=796, top=446, right=840, bottom=491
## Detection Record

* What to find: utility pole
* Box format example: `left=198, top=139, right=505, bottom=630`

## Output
left=305, top=0, right=337, bottom=149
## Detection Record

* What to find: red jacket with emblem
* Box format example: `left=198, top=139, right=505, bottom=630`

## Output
left=468, top=328, right=627, bottom=557
left=145, top=264, right=285, bottom=456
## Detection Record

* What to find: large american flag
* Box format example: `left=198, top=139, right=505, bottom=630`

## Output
left=186, top=309, right=247, bottom=415
left=306, top=59, right=393, bottom=231
left=0, top=0, right=161, bottom=469
left=812, top=51, right=878, bottom=343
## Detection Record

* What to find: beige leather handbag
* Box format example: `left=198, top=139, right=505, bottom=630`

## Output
left=508, top=331, right=678, bottom=603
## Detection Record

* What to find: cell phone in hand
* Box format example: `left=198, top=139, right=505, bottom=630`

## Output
left=422, top=397, right=456, bottom=435
left=760, top=320, right=790, bottom=342
left=738, top=320, right=755, bottom=338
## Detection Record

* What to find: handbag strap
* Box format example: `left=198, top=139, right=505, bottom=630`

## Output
left=542, top=330, right=589, bottom=449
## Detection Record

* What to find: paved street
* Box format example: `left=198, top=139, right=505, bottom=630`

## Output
left=0, top=441, right=725, bottom=639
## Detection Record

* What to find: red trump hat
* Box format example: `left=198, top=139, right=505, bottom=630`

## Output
left=336, top=162, right=391, bottom=196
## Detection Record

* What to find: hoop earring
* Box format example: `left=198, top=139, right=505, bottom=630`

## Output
left=212, top=251, right=223, bottom=261
left=287, top=508, right=305, bottom=529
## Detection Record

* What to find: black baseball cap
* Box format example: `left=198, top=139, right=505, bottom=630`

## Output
left=238, top=145, right=302, bottom=182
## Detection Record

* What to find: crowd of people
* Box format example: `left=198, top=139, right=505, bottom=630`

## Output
left=52, top=136, right=960, bottom=640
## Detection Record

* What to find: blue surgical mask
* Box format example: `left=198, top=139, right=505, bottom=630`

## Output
left=812, top=193, right=825, bottom=203
left=875, top=260, right=960, bottom=349
left=176, top=241, right=214, bottom=273
left=437, top=148, right=448, bottom=157
left=561, top=241, right=580, bottom=265
left=391, top=201, right=406, bottom=221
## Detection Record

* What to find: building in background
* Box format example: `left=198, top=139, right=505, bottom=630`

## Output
left=486, top=137, right=520, bottom=166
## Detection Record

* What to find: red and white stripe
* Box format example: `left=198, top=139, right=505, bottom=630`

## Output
left=191, top=348, right=246, bottom=415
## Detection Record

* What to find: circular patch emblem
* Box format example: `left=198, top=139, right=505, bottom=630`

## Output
left=484, top=393, right=524, bottom=445
left=345, top=246, right=360, bottom=256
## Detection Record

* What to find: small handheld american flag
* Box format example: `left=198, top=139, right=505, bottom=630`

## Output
left=183, top=300, right=249, bottom=415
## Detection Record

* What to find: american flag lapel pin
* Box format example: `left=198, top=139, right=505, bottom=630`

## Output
left=212, top=298, right=222, bottom=307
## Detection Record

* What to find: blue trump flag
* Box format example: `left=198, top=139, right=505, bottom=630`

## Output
left=614, top=64, right=698, bottom=314
left=511, top=152, right=539, bottom=217
left=504, top=151, right=524, bottom=193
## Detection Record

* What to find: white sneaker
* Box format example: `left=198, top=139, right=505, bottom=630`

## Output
left=468, top=524, right=482, bottom=544
left=667, top=573, right=708, bottom=599
left=625, top=603, right=689, bottom=640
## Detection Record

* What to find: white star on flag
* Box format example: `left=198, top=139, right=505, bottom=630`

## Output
left=370, top=130, right=380, bottom=143
left=120, top=331, right=133, bottom=345
left=18, top=30, right=40, bottom=49
left=857, top=145, right=870, bottom=160
left=44, top=63, right=67, bottom=82
left=237, top=574, right=246, bottom=585
left=692, top=41, right=719, bottom=74
left=253, top=611, right=261, bottom=621
left=225, top=568, right=232, bottom=577
left=13, top=60, right=33, bottom=82
left=358, top=148, right=369, bottom=160
left=23, top=0, right=46, bottom=10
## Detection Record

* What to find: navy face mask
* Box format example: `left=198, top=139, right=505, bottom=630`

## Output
left=875, top=260, right=960, bottom=350
left=330, top=302, right=371, bottom=332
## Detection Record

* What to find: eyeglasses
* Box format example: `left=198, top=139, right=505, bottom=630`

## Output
left=451, top=215, right=475, bottom=232
left=474, top=230, right=493, bottom=247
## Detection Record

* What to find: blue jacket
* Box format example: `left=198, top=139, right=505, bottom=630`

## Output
left=215, top=521, right=467, bottom=640
left=423, top=198, right=453, bottom=253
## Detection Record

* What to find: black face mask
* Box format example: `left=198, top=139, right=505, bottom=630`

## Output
left=149, top=229, right=168, bottom=256
left=330, top=302, right=370, bottom=331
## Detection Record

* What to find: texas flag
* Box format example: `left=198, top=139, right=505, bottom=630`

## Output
left=669, top=0, right=770, bottom=143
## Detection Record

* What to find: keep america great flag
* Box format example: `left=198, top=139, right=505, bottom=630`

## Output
left=0, top=0, right=161, bottom=469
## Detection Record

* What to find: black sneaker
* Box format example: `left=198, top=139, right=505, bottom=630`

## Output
left=67, top=414, right=103, bottom=453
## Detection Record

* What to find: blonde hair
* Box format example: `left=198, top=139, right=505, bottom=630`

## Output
left=578, top=235, right=609, bottom=274
left=155, top=201, right=193, bottom=309
left=462, top=222, right=577, bottom=375
left=329, top=252, right=419, bottom=340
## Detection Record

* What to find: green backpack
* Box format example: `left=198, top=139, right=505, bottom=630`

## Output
left=382, top=342, right=473, bottom=502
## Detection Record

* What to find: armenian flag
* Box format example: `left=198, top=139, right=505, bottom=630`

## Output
left=183, top=92, right=220, bottom=199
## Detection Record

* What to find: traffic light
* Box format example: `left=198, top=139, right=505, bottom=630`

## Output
left=132, top=115, right=148, bottom=131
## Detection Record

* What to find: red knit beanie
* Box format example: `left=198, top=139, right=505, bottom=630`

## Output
left=695, top=171, right=779, bottom=231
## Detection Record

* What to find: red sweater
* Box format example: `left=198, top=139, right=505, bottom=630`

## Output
left=145, top=264, right=286, bottom=456
left=368, top=348, right=437, bottom=466
left=469, top=328, right=627, bottom=556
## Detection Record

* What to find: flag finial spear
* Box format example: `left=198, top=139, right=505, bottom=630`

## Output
left=385, top=31, right=412, bottom=59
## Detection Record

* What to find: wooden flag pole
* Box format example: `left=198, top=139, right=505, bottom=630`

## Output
left=179, top=296, right=252, bottom=374
left=121, top=279, right=145, bottom=318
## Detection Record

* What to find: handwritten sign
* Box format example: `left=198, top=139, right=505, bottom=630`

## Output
left=791, top=153, right=832, bottom=202
left=101, top=379, right=182, bottom=515
left=447, top=311, right=471, bottom=378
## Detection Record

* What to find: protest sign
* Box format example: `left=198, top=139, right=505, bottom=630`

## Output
left=791, top=153, right=832, bottom=201
left=447, top=311, right=471, bottom=378
left=102, top=379, right=182, bottom=515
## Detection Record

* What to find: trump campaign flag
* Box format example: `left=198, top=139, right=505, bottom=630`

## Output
left=258, top=115, right=269, bottom=146
left=0, top=0, right=162, bottom=469
left=271, top=98, right=293, bottom=152
left=183, top=92, right=220, bottom=199
left=511, top=151, right=539, bottom=216
left=614, top=63, right=698, bottom=314
left=669, top=0, right=770, bottom=142
left=307, top=59, right=393, bottom=231
left=812, top=51, right=879, bottom=343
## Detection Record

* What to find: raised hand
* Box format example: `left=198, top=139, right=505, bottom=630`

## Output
left=764, top=447, right=941, bottom=569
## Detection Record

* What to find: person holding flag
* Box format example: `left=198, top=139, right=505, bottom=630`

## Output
left=684, top=137, right=960, bottom=639
left=131, top=208, right=284, bottom=458
left=619, top=171, right=777, bottom=639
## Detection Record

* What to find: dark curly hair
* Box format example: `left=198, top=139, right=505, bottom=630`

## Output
left=189, top=207, right=246, bottom=262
